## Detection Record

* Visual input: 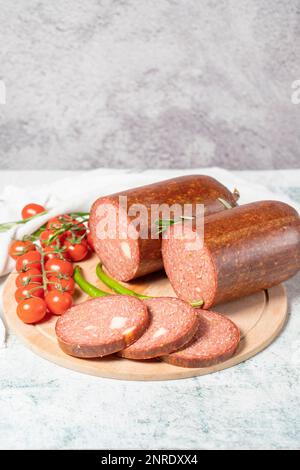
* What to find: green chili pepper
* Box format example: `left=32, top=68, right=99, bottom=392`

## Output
left=96, top=263, right=152, bottom=300
left=74, top=265, right=108, bottom=298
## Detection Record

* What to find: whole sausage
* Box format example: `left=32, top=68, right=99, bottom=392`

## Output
left=89, top=175, right=239, bottom=281
left=162, top=201, right=300, bottom=308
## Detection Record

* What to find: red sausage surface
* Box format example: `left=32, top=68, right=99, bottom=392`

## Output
left=55, top=295, right=149, bottom=358
left=119, top=297, right=199, bottom=360
left=162, top=201, right=300, bottom=308
left=163, top=310, right=240, bottom=368
left=89, top=175, right=239, bottom=281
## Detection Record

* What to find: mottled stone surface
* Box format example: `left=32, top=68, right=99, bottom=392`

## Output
left=0, top=169, right=300, bottom=450
left=0, top=1, right=300, bottom=170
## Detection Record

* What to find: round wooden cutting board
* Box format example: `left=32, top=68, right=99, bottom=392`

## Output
left=2, top=255, right=288, bottom=381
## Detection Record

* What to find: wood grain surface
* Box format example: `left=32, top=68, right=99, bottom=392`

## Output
left=2, top=255, right=288, bottom=381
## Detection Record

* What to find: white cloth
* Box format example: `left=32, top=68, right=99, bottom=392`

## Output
left=0, top=167, right=298, bottom=346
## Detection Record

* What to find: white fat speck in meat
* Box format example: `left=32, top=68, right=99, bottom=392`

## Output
left=84, top=325, right=96, bottom=331
left=153, top=327, right=168, bottom=338
left=110, top=316, right=128, bottom=329
left=120, top=242, right=131, bottom=259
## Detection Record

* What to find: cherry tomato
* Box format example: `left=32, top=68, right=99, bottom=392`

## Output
left=16, top=251, right=42, bottom=273
left=40, top=229, right=66, bottom=247
left=17, top=297, right=47, bottom=324
left=47, top=276, right=75, bottom=295
left=9, top=240, right=36, bottom=260
left=45, top=258, right=74, bottom=277
left=86, top=232, right=95, bottom=252
left=43, top=245, right=67, bottom=262
left=21, top=203, right=45, bottom=220
left=64, top=223, right=87, bottom=240
left=45, top=290, right=73, bottom=315
left=71, top=222, right=87, bottom=236
left=46, top=217, right=64, bottom=231
left=16, top=269, right=43, bottom=287
left=39, top=229, right=55, bottom=246
left=46, top=214, right=72, bottom=230
left=64, top=239, right=88, bottom=262
left=15, top=284, right=44, bottom=303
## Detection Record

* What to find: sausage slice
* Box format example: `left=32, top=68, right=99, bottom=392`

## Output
left=55, top=295, right=149, bottom=358
left=119, top=297, right=199, bottom=360
left=163, top=310, right=240, bottom=368
left=89, top=175, right=239, bottom=281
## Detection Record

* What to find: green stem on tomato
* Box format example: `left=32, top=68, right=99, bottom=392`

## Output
left=73, top=266, right=109, bottom=298
left=96, top=263, right=152, bottom=300
left=46, top=220, right=88, bottom=246
left=37, top=247, right=48, bottom=295
left=26, top=285, right=44, bottom=295
left=36, top=245, right=48, bottom=294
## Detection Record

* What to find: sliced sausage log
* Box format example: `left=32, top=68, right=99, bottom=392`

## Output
left=119, top=297, right=199, bottom=360
left=162, top=201, right=300, bottom=308
left=163, top=310, right=240, bottom=368
left=55, top=295, right=149, bottom=358
left=89, top=175, right=239, bottom=281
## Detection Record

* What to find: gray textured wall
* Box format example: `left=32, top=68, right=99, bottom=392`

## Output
left=0, top=0, right=299, bottom=170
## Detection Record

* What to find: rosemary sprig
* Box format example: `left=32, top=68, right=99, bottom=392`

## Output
left=0, top=210, right=89, bottom=235
left=218, top=198, right=232, bottom=210
left=68, top=212, right=90, bottom=219
left=0, top=211, right=48, bottom=233
left=155, top=216, right=195, bottom=234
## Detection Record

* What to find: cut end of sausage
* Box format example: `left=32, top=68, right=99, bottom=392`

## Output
left=162, top=310, right=240, bottom=368
left=119, top=297, right=199, bottom=360
left=55, top=295, right=149, bottom=358
left=162, top=224, right=217, bottom=309
left=89, top=198, right=141, bottom=281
